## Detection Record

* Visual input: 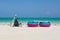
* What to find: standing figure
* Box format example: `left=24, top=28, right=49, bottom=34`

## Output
left=13, top=15, right=19, bottom=27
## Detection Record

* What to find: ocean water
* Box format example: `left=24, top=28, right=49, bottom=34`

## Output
left=0, top=18, right=60, bottom=23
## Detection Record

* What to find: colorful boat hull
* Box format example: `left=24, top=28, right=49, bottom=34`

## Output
left=39, top=21, right=51, bottom=27
left=27, top=22, right=38, bottom=27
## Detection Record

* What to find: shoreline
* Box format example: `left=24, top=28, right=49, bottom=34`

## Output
left=0, top=22, right=59, bottom=27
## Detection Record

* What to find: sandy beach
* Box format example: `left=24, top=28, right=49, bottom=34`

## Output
left=0, top=22, right=60, bottom=40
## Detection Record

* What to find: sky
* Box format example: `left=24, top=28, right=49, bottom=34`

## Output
left=0, top=0, right=60, bottom=18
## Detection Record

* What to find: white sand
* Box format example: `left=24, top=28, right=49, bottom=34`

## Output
left=0, top=22, right=60, bottom=40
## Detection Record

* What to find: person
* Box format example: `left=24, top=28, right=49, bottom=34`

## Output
left=13, top=15, right=19, bottom=27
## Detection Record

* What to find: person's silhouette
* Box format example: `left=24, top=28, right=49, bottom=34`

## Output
left=13, top=17, right=19, bottom=27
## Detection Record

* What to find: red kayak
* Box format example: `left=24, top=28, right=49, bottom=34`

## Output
left=39, top=21, right=51, bottom=27
left=27, top=21, right=38, bottom=27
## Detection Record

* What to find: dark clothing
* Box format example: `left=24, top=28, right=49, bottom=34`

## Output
left=13, top=18, right=19, bottom=27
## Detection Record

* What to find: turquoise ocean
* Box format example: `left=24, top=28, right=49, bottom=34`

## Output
left=0, top=18, right=60, bottom=23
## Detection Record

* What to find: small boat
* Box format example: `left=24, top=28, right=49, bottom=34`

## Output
left=27, top=21, right=38, bottom=27
left=39, top=21, right=51, bottom=27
